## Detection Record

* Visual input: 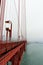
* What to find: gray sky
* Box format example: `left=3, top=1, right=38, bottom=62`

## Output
left=26, top=0, right=43, bottom=42
left=3, top=0, right=18, bottom=40
left=3, top=0, right=43, bottom=42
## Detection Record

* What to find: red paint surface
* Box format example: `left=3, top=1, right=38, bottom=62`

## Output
left=0, top=40, right=27, bottom=65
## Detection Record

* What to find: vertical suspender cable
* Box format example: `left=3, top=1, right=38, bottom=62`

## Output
left=18, top=0, right=20, bottom=39
left=14, top=0, right=20, bottom=39
left=1, top=0, right=6, bottom=40
left=14, top=0, right=18, bottom=16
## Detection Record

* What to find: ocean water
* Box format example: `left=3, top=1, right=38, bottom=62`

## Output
left=21, top=42, right=43, bottom=65
left=7, top=42, right=43, bottom=65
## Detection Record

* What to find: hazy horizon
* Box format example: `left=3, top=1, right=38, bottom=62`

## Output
left=26, top=0, right=43, bottom=42
left=3, top=0, right=43, bottom=42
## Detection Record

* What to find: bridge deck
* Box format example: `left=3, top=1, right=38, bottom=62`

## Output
left=0, top=40, right=26, bottom=65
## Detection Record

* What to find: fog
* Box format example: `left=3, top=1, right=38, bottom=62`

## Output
left=3, top=0, right=43, bottom=42
left=3, top=0, right=18, bottom=40
left=3, top=0, right=26, bottom=41
left=26, top=0, right=43, bottom=42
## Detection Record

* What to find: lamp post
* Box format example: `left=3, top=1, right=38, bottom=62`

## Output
left=5, top=21, right=12, bottom=41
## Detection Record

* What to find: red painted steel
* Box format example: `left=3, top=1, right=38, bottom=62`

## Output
left=0, top=0, right=26, bottom=65
left=0, top=40, right=27, bottom=65
left=0, top=0, right=6, bottom=40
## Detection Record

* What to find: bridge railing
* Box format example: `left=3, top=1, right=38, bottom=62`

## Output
left=0, top=40, right=27, bottom=65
